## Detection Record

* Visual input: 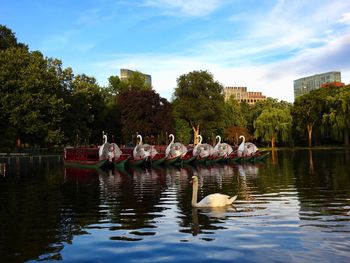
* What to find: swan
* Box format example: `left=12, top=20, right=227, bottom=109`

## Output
left=193, top=135, right=213, bottom=159
left=214, top=135, right=233, bottom=158
left=133, top=134, right=157, bottom=160
left=99, top=133, right=108, bottom=160
left=191, top=176, right=237, bottom=207
left=99, top=132, right=123, bottom=161
left=237, top=135, right=258, bottom=157
left=165, top=134, right=187, bottom=158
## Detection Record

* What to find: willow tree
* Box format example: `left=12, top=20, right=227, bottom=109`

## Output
left=254, top=106, right=292, bottom=147
left=172, top=70, right=225, bottom=144
left=322, top=86, right=350, bottom=145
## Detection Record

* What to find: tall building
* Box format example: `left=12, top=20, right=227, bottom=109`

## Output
left=224, top=86, right=266, bottom=104
left=294, top=71, right=341, bottom=99
left=120, top=69, right=152, bottom=87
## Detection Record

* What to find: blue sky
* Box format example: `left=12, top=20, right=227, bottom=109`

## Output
left=1, top=0, right=350, bottom=102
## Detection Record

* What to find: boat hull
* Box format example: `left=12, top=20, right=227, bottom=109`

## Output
left=64, top=159, right=108, bottom=169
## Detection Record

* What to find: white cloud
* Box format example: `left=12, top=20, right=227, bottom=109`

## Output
left=143, top=0, right=224, bottom=17
left=338, top=12, right=350, bottom=25
left=77, top=0, right=350, bottom=103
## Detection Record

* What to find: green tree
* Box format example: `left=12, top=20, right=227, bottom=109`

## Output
left=107, top=75, right=128, bottom=95
left=172, top=70, right=225, bottom=144
left=174, top=118, right=192, bottom=145
left=63, top=74, right=108, bottom=145
left=223, top=97, right=247, bottom=128
left=0, top=24, right=27, bottom=50
left=322, top=86, right=350, bottom=145
left=0, top=47, right=67, bottom=147
left=254, top=106, right=292, bottom=147
left=292, top=90, right=325, bottom=147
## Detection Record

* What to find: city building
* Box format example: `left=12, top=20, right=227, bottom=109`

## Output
left=224, top=86, right=267, bottom=104
left=294, top=71, right=341, bottom=99
left=120, top=69, right=152, bottom=87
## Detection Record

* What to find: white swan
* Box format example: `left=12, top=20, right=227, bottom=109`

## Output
left=133, top=134, right=157, bottom=160
left=191, top=176, right=237, bottom=207
left=99, top=132, right=122, bottom=161
left=165, top=134, right=187, bottom=158
left=214, top=135, right=233, bottom=157
left=193, top=135, right=213, bottom=158
left=237, top=135, right=258, bottom=157
left=99, top=133, right=108, bottom=160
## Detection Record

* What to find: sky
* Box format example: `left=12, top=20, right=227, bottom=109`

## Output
left=1, top=0, right=350, bottom=102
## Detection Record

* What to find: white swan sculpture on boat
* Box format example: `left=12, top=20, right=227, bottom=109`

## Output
left=165, top=134, right=187, bottom=158
left=133, top=134, right=157, bottom=160
left=237, top=135, right=258, bottom=157
left=193, top=135, right=214, bottom=159
left=98, top=132, right=122, bottom=161
left=213, top=135, right=233, bottom=158
left=191, top=176, right=237, bottom=207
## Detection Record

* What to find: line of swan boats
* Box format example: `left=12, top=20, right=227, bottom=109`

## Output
left=64, top=133, right=270, bottom=169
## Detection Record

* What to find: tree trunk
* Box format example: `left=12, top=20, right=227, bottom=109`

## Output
left=345, top=129, right=349, bottom=146
left=307, top=123, right=313, bottom=147
left=192, top=124, right=200, bottom=145
left=271, top=136, right=276, bottom=148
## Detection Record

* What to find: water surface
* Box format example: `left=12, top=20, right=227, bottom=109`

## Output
left=0, top=149, right=350, bottom=262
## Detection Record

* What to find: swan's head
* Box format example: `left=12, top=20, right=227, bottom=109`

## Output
left=169, top=133, right=174, bottom=138
left=239, top=135, right=244, bottom=140
left=216, top=135, right=220, bottom=140
left=190, top=175, right=198, bottom=184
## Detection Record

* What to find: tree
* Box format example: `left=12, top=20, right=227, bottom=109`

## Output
left=117, top=89, right=173, bottom=144
left=322, top=86, right=350, bottom=145
left=0, top=47, right=67, bottom=147
left=174, top=118, right=192, bottom=145
left=292, top=90, right=326, bottom=147
left=62, top=74, right=109, bottom=145
left=107, top=75, right=128, bottom=95
left=224, top=126, right=252, bottom=145
left=223, top=97, right=247, bottom=128
left=254, top=106, right=292, bottom=147
left=0, top=24, right=27, bottom=50
left=173, top=70, right=225, bottom=144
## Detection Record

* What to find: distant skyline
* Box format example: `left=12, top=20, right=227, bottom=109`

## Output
left=1, top=0, right=350, bottom=102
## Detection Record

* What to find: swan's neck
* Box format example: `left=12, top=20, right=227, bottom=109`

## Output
left=138, top=135, right=142, bottom=145
left=192, top=180, right=198, bottom=207
left=215, top=136, right=221, bottom=148
left=169, top=134, right=174, bottom=145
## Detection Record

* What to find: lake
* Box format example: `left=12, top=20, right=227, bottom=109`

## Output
left=1, top=149, right=350, bottom=262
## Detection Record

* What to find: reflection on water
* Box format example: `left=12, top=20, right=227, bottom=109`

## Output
left=0, top=150, right=350, bottom=262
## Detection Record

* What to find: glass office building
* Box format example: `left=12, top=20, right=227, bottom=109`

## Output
left=294, top=71, right=341, bottom=99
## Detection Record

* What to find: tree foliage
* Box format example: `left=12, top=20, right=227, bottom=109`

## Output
left=0, top=47, right=67, bottom=147
left=254, top=106, right=292, bottom=147
left=322, top=86, right=350, bottom=145
left=0, top=25, right=27, bottom=50
left=117, top=89, right=173, bottom=144
left=173, top=70, right=225, bottom=144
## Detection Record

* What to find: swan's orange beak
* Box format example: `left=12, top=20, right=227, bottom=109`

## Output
left=190, top=178, right=193, bottom=184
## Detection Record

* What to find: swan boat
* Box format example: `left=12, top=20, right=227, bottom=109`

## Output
left=64, top=134, right=269, bottom=169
